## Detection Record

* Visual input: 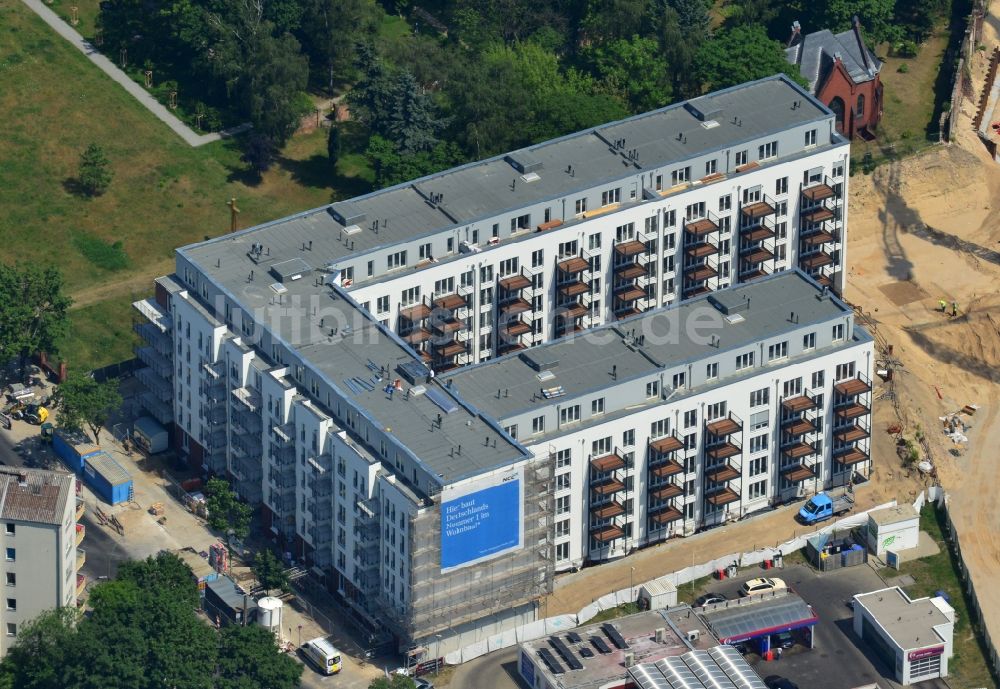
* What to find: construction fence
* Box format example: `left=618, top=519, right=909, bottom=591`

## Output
left=945, top=0, right=990, bottom=141
left=443, top=498, right=897, bottom=665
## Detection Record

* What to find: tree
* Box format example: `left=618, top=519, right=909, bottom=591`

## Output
left=77, top=143, right=113, bottom=196
left=805, top=0, right=898, bottom=45
left=300, top=0, right=377, bottom=94
left=252, top=549, right=289, bottom=594
left=1, top=607, right=80, bottom=689
left=243, top=30, right=310, bottom=146
left=205, top=477, right=252, bottom=540
left=387, top=71, right=447, bottom=154
left=693, top=25, right=809, bottom=93
left=348, top=44, right=396, bottom=137
left=365, top=135, right=464, bottom=188
left=217, top=625, right=302, bottom=689
left=0, top=263, right=72, bottom=373
left=327, top=125, right=342, bottom=169
left=241, top=132, right=279, bottom=175
left=584, top=35, right=672, bottom=112
left=659, top=5, right=698, bottom=98
left=56, top=373, right=122, bottom=444
left=118, top=552, right=201, bottom=609
left=369, top=676, right=416, bottom=689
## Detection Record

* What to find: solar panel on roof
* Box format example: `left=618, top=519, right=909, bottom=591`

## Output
left=549, top=637, right=583, bottom=671
left=579, top=647, right=594, bottom=658
left=567, top=632, right=582, bottom=644
left=590, top=636, right=611, bottom=654
left=602, top=623, right=630, bottom=650
left=424, top=387, right=459, bottom=414
left=537, top=648, right=565, bottom=675
left=702, top=595, right=815, bottom=643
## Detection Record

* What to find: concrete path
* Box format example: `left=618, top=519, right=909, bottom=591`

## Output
left=20, top=0, right=248, bottom=147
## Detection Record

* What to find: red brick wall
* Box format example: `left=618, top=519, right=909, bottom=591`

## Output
left=816, top=61, right=882, bottom=138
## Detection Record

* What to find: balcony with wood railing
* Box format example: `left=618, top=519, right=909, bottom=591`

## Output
left=741, top=192, right=777, bottom=221
left=554, top=250, right=597, bottom=336
left=683, top=209, right=720, bottom=237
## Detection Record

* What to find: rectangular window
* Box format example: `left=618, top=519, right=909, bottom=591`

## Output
left=735, top=352, right=754, bottom=370
left=706, top=362, right=718, bottom=380
left=3, top=524, right=12, bottom=536
left=803, top=332, right=816, bottom=350
left=812, top=370, right=825, bottom=389
left=705, top=160, right=717, bottom=176
left=592, top=437, right=612, bottom=456
left=386, top=251, right=407, bottom=270
left=650, top=418, right=671, bottom=438
left=758, top=141, right=778, bottom=159
left=775, top=177, right=788, bottom=195
left=491, top=223, right=499, bottom=239
left=836, top=361, right=856, bottom=381
left=588, top=233, right=601, bottom=250
left=418, top=243, right=432, bottom=260
left=833, top=163, right=844, bottom=178
left=511, top=214, right=530, bottom=233
left=558, top=240, right=578, bottom=258
left=5, top=624, right=14, bottom=637
left=768, top=341, right=788, bottom=361
left=673, top=372, right=686, bottom=389
left=750, top=410, right=769, bottom=431
left=749, top=434, right=768, bottom=454
left=735, top=150, right=748, bottom=166
left=601, top=188, right=621, bottom=206
left=615, top=222, right=635, bottom=242
left=5, top=599, right=13, bottom=612
left=664, top=210, right=677, bottom=228
left=833, top=323, right=846, bottom=341
left=532, top=416, right=545, bottom=434
left=591, top=398, right=605, bottom=415
left=4, top=548, right=13, bottom=562
left=748, top=456, right=768, bottom=477
left=555, top=519, right=570, bottom=538
left=622, top=429, right=635, bottom=447
left=719, top=195, right=731, bottom=212
left=782, top=378, right=803, bottom=398
left=575, top=198, right=588, bottom=215
left=750, top=388, right=769, bottom=407
left=4, top=573, right=13, bottom=586
left=556, top=496, right=570, bottom=515
left=400, top=286, right=420, bottom=307
left=556, top=449, right=572, bottom=468
left=644, top=215, right=659, bottom=233
left=776, top=200, right=788, bottom=217
left=683, top=410, right=697, bottom=429
left=556, top=473, right=571, bottom=491
left=433, top=277, right=455, bottom=296
left=376, top=296, right=389, bottom=313
left=685, top=201, right=706, bottom=220
left=556, top=542, right=570, bottom=561
left=504, top=424, right=518, bottom=440
left=499, top=257, right=519, bottom=276
left=671, top=167, right=691, bottom=185
left=646, top=380, right=659, bottom=398
left=560, top=405, right=581, bottom=424
left=706, top=401, right=726, bottom=421
left=748, top=479, right=768, bottom=500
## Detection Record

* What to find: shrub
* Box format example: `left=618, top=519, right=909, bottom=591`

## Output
left=897, top=63, right=909, bottom=73
left=77, top=143, right=112, bottom=196
left=894, top=40, right=919, bottom=58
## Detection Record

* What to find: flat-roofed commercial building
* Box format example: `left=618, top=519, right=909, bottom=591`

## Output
left=853, top=587, right=954, bottom=685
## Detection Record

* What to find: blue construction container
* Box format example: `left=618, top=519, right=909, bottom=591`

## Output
left=52, top=429, right=102, bottom=474
left=82, top=452, right=132, bottom=505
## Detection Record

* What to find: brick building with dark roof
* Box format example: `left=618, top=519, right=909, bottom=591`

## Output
left=786, top=17, right=884, bottom=139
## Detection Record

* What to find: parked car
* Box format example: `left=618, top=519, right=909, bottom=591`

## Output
left=764, top=676, right=799, bottom=689
left=694, top=593, right=728, bottom=607
left=740, top=577, right=787, bottom=596
left=415, top=679, right=435, bottom=689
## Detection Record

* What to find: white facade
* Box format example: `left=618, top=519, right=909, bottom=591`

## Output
left=853, top=587, right=954, bottom=685
left=130, top=77, right=870, bottom=652
left=0, top=469, right=81, bottom=657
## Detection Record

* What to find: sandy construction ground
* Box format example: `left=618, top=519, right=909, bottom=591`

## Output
left=843, top=9, right=1000, bottom=650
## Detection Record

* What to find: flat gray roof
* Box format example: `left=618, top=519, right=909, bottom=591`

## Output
left=260, top=288, right=527, bottom=484
left=868, top=504, right=918, bottom=527
left=855, top=587, right=953, bottom=650
left=448, top=271, right=854, bottom=421
left=179, top=76, right=832, bottom=298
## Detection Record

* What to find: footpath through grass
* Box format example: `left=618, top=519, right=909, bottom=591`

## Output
left=879, top=504, right=996, bottom=689
left=0, top=3, right=374, bottom=371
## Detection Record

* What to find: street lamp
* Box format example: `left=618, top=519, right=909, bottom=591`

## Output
left=298, top=624, right=302, bottom=646
left=629, top=566, right=635, bottom=601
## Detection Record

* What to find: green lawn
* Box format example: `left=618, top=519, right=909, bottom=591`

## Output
left=0, top=2, right=373, bottom=372
left=878, top=505, right=996, bottom=689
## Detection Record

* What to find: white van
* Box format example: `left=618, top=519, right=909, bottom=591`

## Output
left=301, top=636, right=342, bottom=675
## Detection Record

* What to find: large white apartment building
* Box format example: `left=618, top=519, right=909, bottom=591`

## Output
left=0, top=467, right=84, bottom=656
left=131, top=76, right=868, bottom=655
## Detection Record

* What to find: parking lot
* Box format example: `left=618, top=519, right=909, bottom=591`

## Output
left=696, top=563, right=947, bottom=689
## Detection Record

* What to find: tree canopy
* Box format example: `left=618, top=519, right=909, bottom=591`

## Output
left=205, top=477, right=252, bottom=540
left=56, top=372, right=123, bottom=443
left=0, top=263, right=72, bottom=372
left=0, top=553, right=302, bottom=689
left=252, top=549, right=289, bottom=595
left=694, top=25, right=810, bottom=93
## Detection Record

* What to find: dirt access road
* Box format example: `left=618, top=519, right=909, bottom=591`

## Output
left=840, top=8, right=1000, bottom=661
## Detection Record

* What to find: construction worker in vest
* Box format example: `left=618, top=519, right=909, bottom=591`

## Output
left=952, top=301, right=959, bottom=317
left=938, top=299, right=947, bottom=312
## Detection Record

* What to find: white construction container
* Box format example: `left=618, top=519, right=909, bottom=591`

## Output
left=867, top=505, right=919, bottom=557
left=639, top=576, right=678, bottom=611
